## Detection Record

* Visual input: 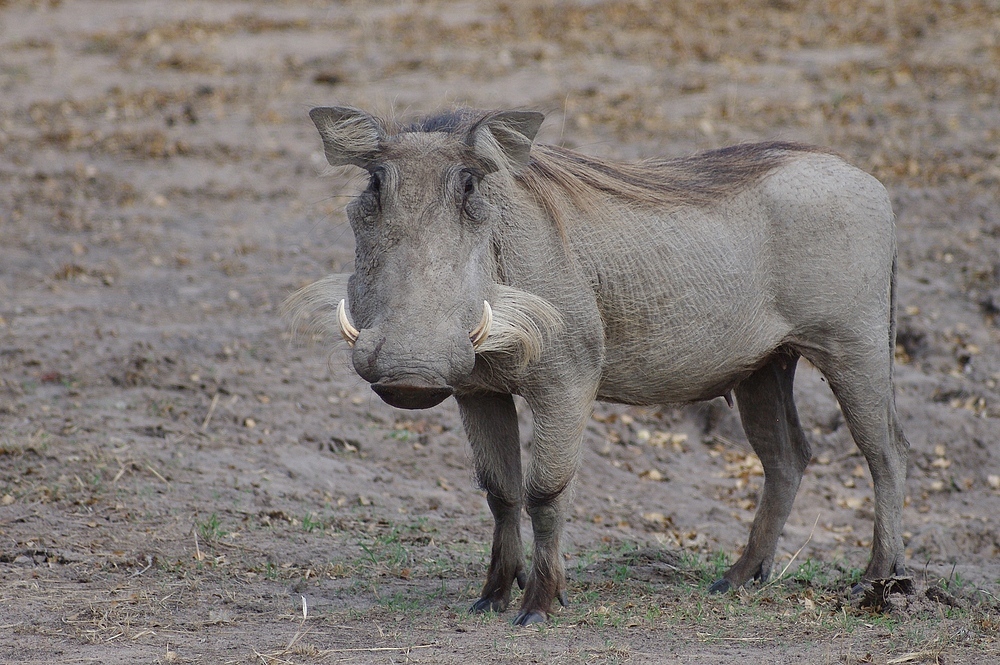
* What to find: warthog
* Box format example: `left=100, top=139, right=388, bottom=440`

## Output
left=288, top=106, right=909, bottom=625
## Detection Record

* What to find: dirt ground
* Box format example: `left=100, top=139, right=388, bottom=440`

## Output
left=1, top=1, right=999, bottom=663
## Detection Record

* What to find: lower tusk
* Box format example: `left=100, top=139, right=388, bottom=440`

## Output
left=470, top=300, right=492, bottom=350
left=337, top=299, right=359, bottom=347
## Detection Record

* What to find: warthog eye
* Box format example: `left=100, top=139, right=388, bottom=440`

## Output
left=459, top=168, right=486, bottom=221
left=459, top=173, right=482, bottom=221
left=359, top=168, right=384, bottom=215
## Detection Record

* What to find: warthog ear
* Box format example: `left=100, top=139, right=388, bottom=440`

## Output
left=467, top=110, right=544, bottom=172
left=309, top=106, right=385, bottom=168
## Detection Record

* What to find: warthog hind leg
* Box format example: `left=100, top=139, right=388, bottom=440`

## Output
left=817, top=343, right=909, bottom=587
left=710, top=354, right=810, bottom=592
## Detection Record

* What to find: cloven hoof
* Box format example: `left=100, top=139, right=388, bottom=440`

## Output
left=469, top=597, right=506, bottom=614
left=854, top=576, right=915, bottom=611
left=512, top=610, right=546, bottom=626
left=708, top=578, right=733, bottom=594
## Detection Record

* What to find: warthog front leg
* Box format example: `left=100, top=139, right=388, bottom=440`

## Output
left=457, top=392, right=526, bottom=614
left=710, top=354, right=811, bottom=592
left=511, top=387, right=591, bottom=626
left=515, top=493, right=572, bottom=625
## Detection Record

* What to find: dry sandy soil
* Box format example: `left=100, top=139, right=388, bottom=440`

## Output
left=1, top=1, right=999, bottom=663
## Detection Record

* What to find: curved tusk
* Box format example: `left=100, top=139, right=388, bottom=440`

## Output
left=337, top=299, right=359, bottom=347
left=470, top=300, right=492, bottom=350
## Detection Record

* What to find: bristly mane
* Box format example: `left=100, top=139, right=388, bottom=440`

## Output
left=396, top=109, right=830, bottom=228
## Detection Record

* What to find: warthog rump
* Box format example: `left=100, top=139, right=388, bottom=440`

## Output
left=287, top=106, right=909, bottom=625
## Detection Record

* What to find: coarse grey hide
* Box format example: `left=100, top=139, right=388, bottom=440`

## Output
left=287, top=106, right=909, bottom=626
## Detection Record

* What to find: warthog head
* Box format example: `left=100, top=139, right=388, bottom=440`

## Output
left=303, top=107, right=554, bottom=409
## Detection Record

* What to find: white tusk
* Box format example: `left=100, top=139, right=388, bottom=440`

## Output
left=470, top=300, right=492, bottom=350
left=337, top=299, right=359, bottom=347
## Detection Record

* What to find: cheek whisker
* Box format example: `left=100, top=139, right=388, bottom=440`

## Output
left=475, top=286, right=563, bottom=369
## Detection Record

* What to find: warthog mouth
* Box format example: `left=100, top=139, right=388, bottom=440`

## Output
left=371, top=378, right=454, bottom=409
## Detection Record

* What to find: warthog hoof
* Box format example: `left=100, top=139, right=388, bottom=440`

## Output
left=853, top=576, right=914, bottom=610
left=469, top=597, right=507, bottom=614
left=708, top=578, right=732, bottom=594
left=512, top=609, right=546, bottom=626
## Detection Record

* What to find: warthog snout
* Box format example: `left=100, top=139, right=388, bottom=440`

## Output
left=338, top=298, right=493, bottom=409
left=347, top=314, right=477, bottom=410
left=336, top=299, right=492, bottom=351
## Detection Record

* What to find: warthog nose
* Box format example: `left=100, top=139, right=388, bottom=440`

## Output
left=371, top=380, right=454, bottom=410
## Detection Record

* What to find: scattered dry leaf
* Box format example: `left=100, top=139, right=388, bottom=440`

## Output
left=649, top=431, right=688, bottom=451
left=839, top=497, right=865, bottom=509
left=642, top=511, right=672, bottom=529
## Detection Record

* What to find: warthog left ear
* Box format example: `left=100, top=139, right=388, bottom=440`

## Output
left=309, top=106, right=386, bottom=168
left=467, top=110, right=544, bottom=172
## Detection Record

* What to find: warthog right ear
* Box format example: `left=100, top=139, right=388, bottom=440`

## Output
left=467, top=110, right=544, bottom=172
left=309, top=107, right=385, bottom=168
